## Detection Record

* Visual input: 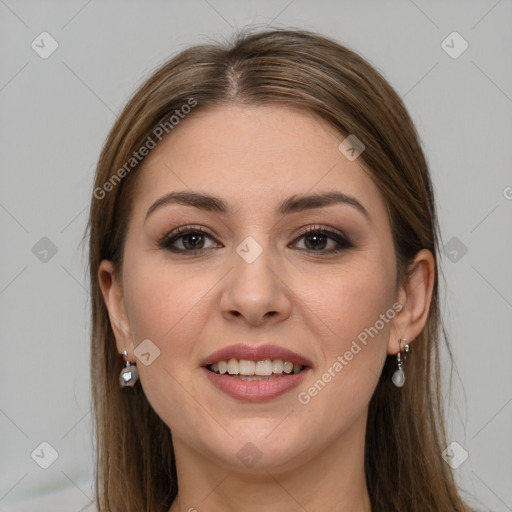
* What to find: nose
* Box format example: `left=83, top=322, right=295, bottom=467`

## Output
left=220, top=243, right=292, bottom=327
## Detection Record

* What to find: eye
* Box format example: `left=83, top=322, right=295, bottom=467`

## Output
left=290, top=225, right=353, bottom=254
left=158, top=226, right=220, bottom=253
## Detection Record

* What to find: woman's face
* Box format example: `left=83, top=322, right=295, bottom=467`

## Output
left=102, top=104, right=405, bottom=472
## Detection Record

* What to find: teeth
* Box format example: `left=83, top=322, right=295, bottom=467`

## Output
left=208, top=358, right=304, bottom=376
left=255, top=360, right=273, bottom=376
left=227, top=358, right=239, bottom=375
left=239, top=359, right=256, bottom=375
left=272, top=359, right=284, bottom=373
left=233, top=374, right=283, bottom=381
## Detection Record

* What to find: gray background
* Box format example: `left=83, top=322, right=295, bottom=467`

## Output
left=1, top=0, right=511, bottom=510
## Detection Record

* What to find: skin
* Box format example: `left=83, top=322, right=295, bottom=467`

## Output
left=99, top=104, right=434, bottom=512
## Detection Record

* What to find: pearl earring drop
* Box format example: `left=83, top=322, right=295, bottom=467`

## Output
left=392, top=339, right=409, bottom=388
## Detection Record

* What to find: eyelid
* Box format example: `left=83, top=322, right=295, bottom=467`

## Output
left=293, top=224, right=348, bottom=241
left=170, top=224, right=215, bottom=237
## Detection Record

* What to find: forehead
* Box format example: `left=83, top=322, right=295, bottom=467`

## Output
left=131, top=103, right=388, bottom=223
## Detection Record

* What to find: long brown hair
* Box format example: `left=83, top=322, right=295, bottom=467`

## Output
left=86, top=27, right=473, bottom=511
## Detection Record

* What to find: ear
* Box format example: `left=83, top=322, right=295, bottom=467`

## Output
left=97, top=260, right=134, bottom=358
left=387, top=248, right=435, bottom=355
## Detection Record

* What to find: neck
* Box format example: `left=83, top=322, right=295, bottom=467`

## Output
left=169, top=412, right=372, bottom=512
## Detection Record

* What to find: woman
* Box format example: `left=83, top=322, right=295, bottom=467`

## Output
left=87, top=28, right=473, bottom=511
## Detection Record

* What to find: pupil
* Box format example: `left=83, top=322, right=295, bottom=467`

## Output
left=184, top=233, right=204, bottom=250
left=305, top=234, right=326, bottom=250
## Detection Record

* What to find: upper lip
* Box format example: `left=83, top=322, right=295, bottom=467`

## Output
left=201, top=343, right=313, bottom=368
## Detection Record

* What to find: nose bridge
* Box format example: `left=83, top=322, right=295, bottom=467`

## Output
left=220, top=232, right=291, bottom=324
left=232, top=232, right=276, bottom=296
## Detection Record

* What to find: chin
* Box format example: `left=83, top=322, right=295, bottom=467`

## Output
left=198, top=419, right=313, bottom=473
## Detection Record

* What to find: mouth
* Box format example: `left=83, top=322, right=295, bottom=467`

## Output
left=201, top=344, right=312, bottom=401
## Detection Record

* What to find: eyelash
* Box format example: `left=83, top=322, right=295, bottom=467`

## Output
left=157, top=224, right=353, bottom=255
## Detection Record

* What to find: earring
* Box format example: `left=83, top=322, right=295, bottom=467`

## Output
left=119, top=350, right=139, bottom=388
left=391, top=338, right=409, bottom=388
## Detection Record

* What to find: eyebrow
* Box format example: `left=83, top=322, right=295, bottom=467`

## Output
left=144, top=190, right=371, bottom=222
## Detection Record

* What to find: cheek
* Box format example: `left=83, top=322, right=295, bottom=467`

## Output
left=121, top=253, right=230, bottom=407
left=296, top=255, right=396, bottom=409
left=121, top=260, right=216, bottom=422
left=305, top=253, right=396, bottom=345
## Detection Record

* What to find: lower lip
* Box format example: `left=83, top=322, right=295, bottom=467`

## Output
left=201, top=367, right=310, bottom=401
